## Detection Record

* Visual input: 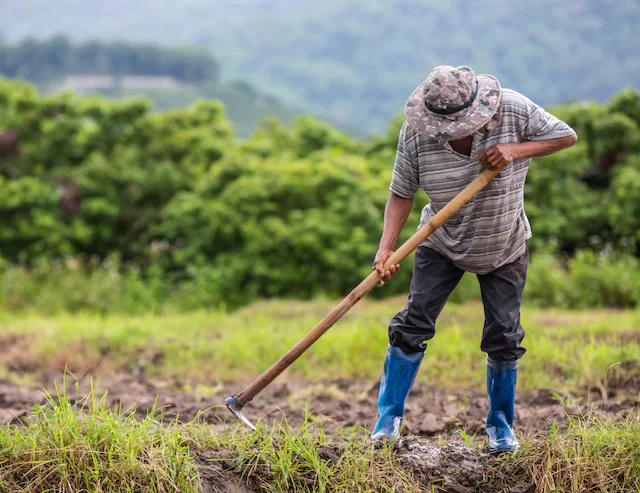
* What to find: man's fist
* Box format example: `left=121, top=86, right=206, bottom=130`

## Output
left=479, top=144, right=520, bottom=170
left=373, top=249, right=400, bottom=286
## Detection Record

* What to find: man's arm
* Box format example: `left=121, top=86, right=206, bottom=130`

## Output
left=374, top=192, right=414, bottom=286
left=479, top=134, right=578, bottom=169
left=480, top=93, right=578, bottom=169
left=377, top=121, right=419, bottom=285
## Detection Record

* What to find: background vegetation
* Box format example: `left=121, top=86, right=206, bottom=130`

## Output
left=2, top=79, right=640, bottom=311
left=3, top=297, right=638, bottom=392
left=2, top=0, right=639, bottom=133
left=0, top=36, right=219, bottom=84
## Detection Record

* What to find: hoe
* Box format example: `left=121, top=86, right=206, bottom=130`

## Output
left=225, top=167, right=501, bottom=429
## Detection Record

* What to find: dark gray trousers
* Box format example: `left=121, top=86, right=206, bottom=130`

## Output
left=389, top=246, right=528, bottom=361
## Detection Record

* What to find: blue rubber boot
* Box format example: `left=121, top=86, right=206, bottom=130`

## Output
left=371, top=345, right=424, bottom=443
left=486, top=360, right=520, bottom=454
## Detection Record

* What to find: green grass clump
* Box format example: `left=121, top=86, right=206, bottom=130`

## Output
left=0, top=388, right=421, bottom=492
left=513, top=412, right=640, bottom=492
left=0, top=384, right=200, bottom=493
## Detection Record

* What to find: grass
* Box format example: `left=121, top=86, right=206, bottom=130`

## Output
left=0, top=384, right=200, bottom=493
left=4, top=387, right=640, bottom=492
left=0, top=383, right=420, bottom=492
left=188, top=415, right=419, bottom=493
left=1, top=297, right=639, bottom=392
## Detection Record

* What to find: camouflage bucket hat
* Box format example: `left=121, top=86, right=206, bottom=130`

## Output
left=405, top=65, right=502, bottom=141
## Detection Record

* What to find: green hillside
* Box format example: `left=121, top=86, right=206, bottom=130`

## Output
left=94, top=82, right=299, bottom=137
left=2, top=0, right=639, bottom=133
left=0, top=36, right=299, bottom=136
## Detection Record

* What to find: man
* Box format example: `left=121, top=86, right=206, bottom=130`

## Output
left=371, top=65, right=577, bottom=453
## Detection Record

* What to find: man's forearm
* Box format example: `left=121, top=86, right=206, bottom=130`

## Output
left=513, top=134, right=578, bottom=160
left=379, top=192, right=414, bottom=250
left=480, top=134, right=578, bottom=169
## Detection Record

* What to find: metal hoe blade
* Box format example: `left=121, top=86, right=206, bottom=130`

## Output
left=225, top=395, right=257, bottom=430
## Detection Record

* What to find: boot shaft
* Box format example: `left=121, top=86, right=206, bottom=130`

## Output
left=486, top=362, right=519, bottom=454
left=372, top=345, right=424, bottom=441
left=377, top=345, right=424, bottom=412
left=486, top=360, right=518, bottom=425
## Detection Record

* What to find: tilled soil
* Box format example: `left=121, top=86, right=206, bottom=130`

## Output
left=1, top=373, right=638, bottom=492
left=3, top=374, right=637, bottom=437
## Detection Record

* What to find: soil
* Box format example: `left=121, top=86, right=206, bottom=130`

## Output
left=5, top=374, right=636, bottom=437
left=194, top=450, right=262, bottom=493
left=1, top=372, right=638, bottom=492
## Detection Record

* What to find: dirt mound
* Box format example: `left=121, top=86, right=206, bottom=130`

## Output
left=397, top=439, right=534, bottom=493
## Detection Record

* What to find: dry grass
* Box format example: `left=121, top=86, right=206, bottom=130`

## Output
left=510, top=412, right=640, bottom=492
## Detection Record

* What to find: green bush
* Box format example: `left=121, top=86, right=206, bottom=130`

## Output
left=525, top=250, right=640, bottom=309
left=523, top=251, right=570, bottom=308
left=2, top=80, right=640, bottom=310
left=0, top=257, right=168, bottom=314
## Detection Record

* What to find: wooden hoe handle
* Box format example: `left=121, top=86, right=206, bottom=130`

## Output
left=234, top=168, right=501, bottom=406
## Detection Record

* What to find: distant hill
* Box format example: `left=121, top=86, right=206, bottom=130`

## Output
left=2, top=0, right=639, bottom=134
left=0, top=36, right=298, bottom=136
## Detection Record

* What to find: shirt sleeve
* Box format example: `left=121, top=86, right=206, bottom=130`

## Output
left=389, top=122, right=420, bottom=198
left=520, top=95, right=577, bottom=142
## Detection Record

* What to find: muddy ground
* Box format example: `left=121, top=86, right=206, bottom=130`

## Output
left=4, top=373, right=638, bottom=437
left=2, top=371, right=639, bottom=492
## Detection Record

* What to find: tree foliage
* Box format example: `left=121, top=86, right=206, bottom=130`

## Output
left=0, top=36, right=219, bottom=84
left=2, top=80, right=640, bottom=307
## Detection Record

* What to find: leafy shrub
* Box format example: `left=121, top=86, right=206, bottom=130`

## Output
left=2, top=80, right=640, bottom=310
left=0, top=256, right=172, bottom=314
left=525, top=250, right=640, bottom=309
left=523, top=251, right=570, bottom=308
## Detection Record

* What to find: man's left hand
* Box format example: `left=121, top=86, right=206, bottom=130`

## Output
left=479, top=144, right=520, bottom=170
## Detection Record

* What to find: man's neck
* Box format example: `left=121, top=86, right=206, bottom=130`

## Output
left=449, top=135, right=473, bottom=157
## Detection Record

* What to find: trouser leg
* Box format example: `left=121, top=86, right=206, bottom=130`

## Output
left=477, top=248, right=528, bottom=363
left=477, top=249, right=529, bottom=454
left=372, top=247, right=464, bottom=442
left=388, top=246, right=465, bottom=353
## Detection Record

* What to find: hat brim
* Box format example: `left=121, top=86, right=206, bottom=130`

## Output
left=405, top=74, right=502, bottom=140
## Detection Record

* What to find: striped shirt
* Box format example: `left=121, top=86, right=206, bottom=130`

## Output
left=390, top=89, right=576, bottom=274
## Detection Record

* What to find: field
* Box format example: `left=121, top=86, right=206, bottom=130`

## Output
left=1, top=296, right=640, bottom=492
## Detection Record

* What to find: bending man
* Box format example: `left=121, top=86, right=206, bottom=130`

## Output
left=372, top=65, right=577, bottom=453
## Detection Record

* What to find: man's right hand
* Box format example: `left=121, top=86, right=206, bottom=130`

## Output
left=373, top=249, right=400, bottom=287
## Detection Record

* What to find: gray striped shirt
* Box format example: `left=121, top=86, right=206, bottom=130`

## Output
left=390, top=89, right=576, bottom=274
